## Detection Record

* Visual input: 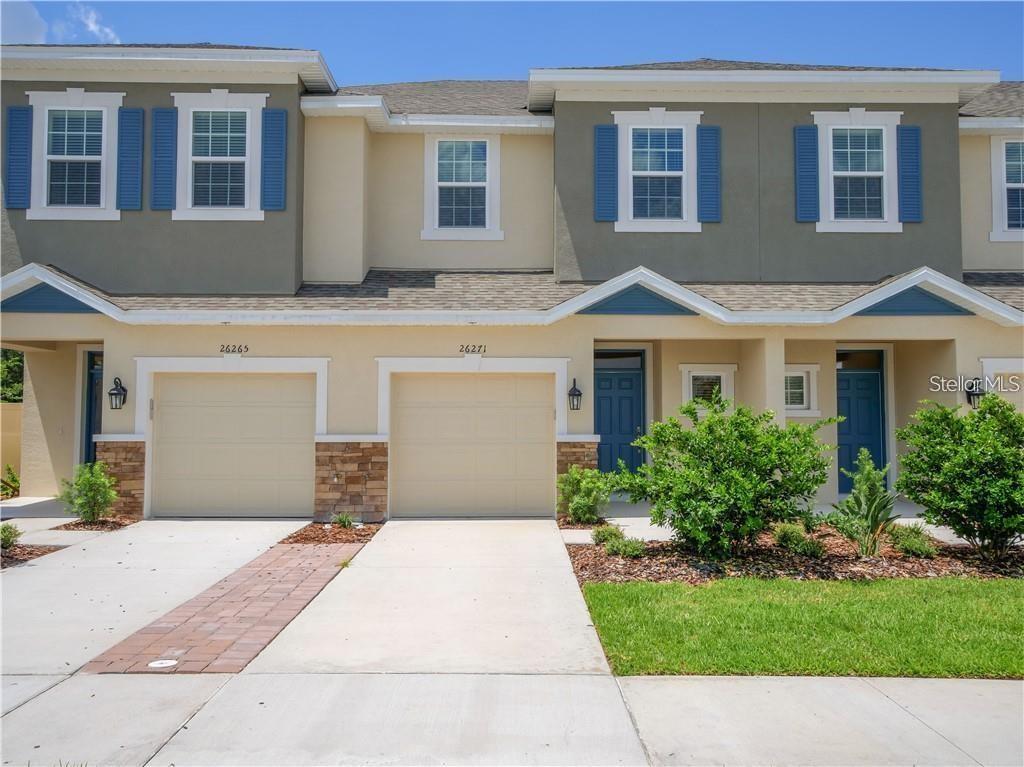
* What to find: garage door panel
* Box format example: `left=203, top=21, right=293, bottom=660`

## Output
left=153, top=374, right=314, bottom=518
left=391, top=373, right=555, bottom=518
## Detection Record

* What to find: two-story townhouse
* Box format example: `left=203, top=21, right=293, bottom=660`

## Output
left=2, top=47, right=1021, bottom=523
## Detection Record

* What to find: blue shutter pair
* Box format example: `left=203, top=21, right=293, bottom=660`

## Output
left=793, top=124, right=922, bottom=223
left=593, top=124, right=722, bottom=222
left=4, top=105, right=288, bottom=212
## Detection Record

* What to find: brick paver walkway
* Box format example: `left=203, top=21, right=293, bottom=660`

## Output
left=82, top=543, right=360, bottom=674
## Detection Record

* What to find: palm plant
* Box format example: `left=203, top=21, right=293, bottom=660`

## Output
left=830, top=448, right=899, bottom=556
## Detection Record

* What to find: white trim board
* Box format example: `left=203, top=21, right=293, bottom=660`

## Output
left=93, top=433, right=144, bottom=442
left=4, top=263, right=1022, bottom=328
left=374, top=354, right=570, bottom=436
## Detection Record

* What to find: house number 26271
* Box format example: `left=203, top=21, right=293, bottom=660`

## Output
left=459, top=344, right=487, bottom=354
left=220, top=344, right=249, bottom=354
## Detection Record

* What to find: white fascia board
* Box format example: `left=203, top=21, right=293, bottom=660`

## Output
left=1, top=46, right=336, bottom=92
left=959, top=117, right=1024, bottom=134
left=1, top=263, right=128, bottom=319
left=300, top=96, right=553, bottom=133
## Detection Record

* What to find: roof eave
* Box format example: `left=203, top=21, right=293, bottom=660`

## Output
left=959, top=116, right=1024, bottom=133
left=300, top=95, right=554, bottom=133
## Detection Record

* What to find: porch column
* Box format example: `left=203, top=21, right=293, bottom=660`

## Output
left=738, top=337, right=786, bottom=425
left=762, top=336, right=787, bottom=425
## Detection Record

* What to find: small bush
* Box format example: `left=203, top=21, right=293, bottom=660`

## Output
left=58, top=462, right=118, bottom=522
left=831, top=448, right=898, bottom=557
left=557, top=465, right=612, bottom=524
left=773, top=522, right=825, bottom=558
left=618, top=393, right=834, bottom=557
left=889, top=522, right=937, bottom=559
left=331, top=512, right=354, bottom=528
left=605, top=536, right=646, bottom=559
left=1, top=464, right=19, bottom=499
left=0, top=521, right=21, bottom=550
left=591, top=524, right=624, bottom=545
left=896, top=395, right=1024, bottom=560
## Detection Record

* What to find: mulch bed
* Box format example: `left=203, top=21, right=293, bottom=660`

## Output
left=1, top=544, right=65, bottom=568
left=279, top=522, right=383, bottom=545
left=556, top=514, right=600, bottom=530
left=56, top=516, right=138, bottom=531
left=568, top=526, right=1024, bottom=584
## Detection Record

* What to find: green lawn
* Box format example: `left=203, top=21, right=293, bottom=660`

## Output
left=583, top=578, right=1024, bottom=678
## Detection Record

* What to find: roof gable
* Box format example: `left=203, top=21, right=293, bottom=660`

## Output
left=853, top=285, right=974, bottom=316
left=578, top=284, right=697, bottom=315
left=1, top=283, right=99, bottom=314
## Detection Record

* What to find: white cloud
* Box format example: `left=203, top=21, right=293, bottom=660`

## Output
left=0, top=2, right=48, bottom=44
left=70, top=2, right=120, bottom=44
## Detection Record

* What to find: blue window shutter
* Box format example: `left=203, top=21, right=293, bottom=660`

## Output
left=898, top=125, right=922, bottom=223
left=260, top=108, right=287, bottom=211
left=696, top=125, right=721, bottom=223
left=4, top=105, right=32, bottom=209
left=793, top=125, right=819, bottom=222
left=116, top=107, right=144, bottom=210
left=150, top=107, right=177, bottom=210
left=594, top=124, right=618, bottom=222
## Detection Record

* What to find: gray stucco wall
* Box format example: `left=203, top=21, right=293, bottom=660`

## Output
left=2, top=81, right=304, bottom=295
left=554, top=101, right=963, bottom=283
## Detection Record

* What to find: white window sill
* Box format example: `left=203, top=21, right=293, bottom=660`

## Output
left=172, top=208, right=265, bottom=222
left=420, top=228, right=504, bottom=241
left=615, top=219, right=701, bottom=233
left=816, top=220, right=903, bottom=234
left=989, top=229, right=1024, bottom=242
left=786, top=409, right=823, bottom=418
left=26, top=207, right=120, bottom=221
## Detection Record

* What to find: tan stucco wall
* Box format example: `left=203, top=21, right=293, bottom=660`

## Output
left=4, top=310, right=1021, bottom=503
left=302, top=118, right=370, bottom=283
left=1, top=402, right=22, bottom=475
left=366, top=133, right=554, bottom=271
left=20, top=344, right=77, bottom=496
left=960, top=133, right=1024, bottom=272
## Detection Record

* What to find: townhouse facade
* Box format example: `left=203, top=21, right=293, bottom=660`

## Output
left=1, top=46, right=1021, bottom=521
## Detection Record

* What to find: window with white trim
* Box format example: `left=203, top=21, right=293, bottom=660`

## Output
left=26, top=88, right=123, bottom=221
left=171, top=90, right=266, bottom=221
left=422, top=135, right=502, bottom=241
left=680, top=364, right=736, bottom=405
left=614, top=108, right=702, bottom=233
left=1003, top=141, right=1023, bottom=230
left=812, top=108, right=902, bottom=233
left=784, top=364, right=821, bottom=417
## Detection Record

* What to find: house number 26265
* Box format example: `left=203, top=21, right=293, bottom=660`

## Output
left=459, top=344, right=487, bottom=354
left=220, top=344, right=249, bottom=354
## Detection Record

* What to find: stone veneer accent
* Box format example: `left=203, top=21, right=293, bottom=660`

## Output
left=315, top=442, right=388, bottom=522
left=556, top=441, right=599, bottom=475
left=95, top=440, right=146, bottom=518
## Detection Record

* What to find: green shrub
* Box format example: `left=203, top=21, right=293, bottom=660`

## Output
left=58, top=462, right=118, bottom=522
left=889, top=522, right=938, bottom=559
left=1, top=464, right=19, bottom=499
left=831, top=448, right=899, bottom=557
left=773, top=522, right=825, bottom=558
left=605, top=536, right=646, bottom=559
left=557, top=465, right=612, bottom=525
left=0, top=521, right=21, bottom=550
left=618, top=393, right=834, bottom=557
left=591, top=524, right=624, bottom=545
left=896, top=395, right=1024, bottom=560
left=331, top=512, right=354, bottom=528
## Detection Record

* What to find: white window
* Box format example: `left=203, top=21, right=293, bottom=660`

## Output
left=172, top=90, right=267, bottom=221
left=812, top=108, right=902, bottom=233
left=785, top=364, right=821, bottom=417
left=613, top=108, right=702, bottom=232
left=680, top=364, right=736, bottom=404
left=26, top=88, right=123, bottom=221
left=421, top=135, right=502, bottom=241
left=990, top=137, right=1024, bottom=242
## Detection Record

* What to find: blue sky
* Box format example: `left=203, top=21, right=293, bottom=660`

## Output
left=3, top=2, right=1022, bottom=83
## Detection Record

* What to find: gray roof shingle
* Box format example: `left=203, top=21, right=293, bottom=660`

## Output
left=334, top=80, right=532, bottom=116
left=963, top=272, right=1024, bottom=310
left=959, top=82, right=1024, bottom=118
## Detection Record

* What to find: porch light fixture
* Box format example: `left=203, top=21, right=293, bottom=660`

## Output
left=965, top=377, right=985, bottom=409
left=107, top=377, right=128, bottom=410
left=568, top=378, right=583, bottom=411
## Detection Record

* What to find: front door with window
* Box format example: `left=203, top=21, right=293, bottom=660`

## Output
left=594, top=351, right=645, bottom=473
left=82, top=351, right=103, bottom=463
left=836, top=351, right=886, bottom=492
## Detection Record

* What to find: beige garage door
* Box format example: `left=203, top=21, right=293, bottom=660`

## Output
left=152, top=373, right=314, bottom=517
left=391, top=373, right=556, bottom=517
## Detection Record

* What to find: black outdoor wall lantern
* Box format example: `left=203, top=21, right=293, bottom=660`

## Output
left=568, top=378, right=583, bottom=411
left=107, top=377, right=128, bottom=410
left=965, top=377, right=985, bottom=409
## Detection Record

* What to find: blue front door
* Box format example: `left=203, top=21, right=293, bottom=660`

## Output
left=837, top=370, right=885, bottom=492
left=595, top=369, right=644, bottom=472
left=81, top=351, right=104, bottom=464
